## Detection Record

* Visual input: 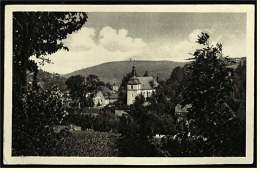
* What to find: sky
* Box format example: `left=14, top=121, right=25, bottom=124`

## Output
left=35, top=12, right=247, bottom=74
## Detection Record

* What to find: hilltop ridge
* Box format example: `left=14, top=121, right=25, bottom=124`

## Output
left=64, top=60, right=187, bottom=84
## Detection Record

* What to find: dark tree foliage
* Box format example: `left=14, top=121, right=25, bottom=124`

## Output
left=63, top=110, right=120, bottom=133
left=233, top=60, right=246, bottom=122
left=105, top=82, right=113, bottom=90
left=13, top=12, right=88, bottom=97
left=85, top=74, right=105, bottom=93
left=148, top=66, right=185, bottom=114
left=143, top=70, right=149, bottom=76
left=117, top=95, right=160, bottom=156
left=166, top=66, right=185, bottom=97
left=65, top=75, right=88, bottom=110
left=174, top=32, right=245, bottom=156
left=144, top=67, right=186, bottom=136
left=12, top=84, right=72, bottom=155
left=12, top=12, right=88, bottom=155
left=65, top=74, right=105, bottom=109
left=66, top=75, right=85, bottom=99
left=36, top=70, right=67, bottom=92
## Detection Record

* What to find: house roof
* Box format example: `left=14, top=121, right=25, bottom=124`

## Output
left=128, top=76, right=158, bottom=90
left=128, top=76, right=141, bottom=85
left=95, top=86, right=119, bottom=100
left=99, top=86, right=111, bottom=97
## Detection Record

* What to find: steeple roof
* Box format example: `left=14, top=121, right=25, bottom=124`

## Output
left=127, top=65, right=158, bottom=88
left=128, top=76, right=141, bottom=85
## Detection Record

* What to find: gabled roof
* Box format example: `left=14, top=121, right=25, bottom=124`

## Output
left=95, top=86, right=119, bottom=100
left=137, top=76, right=158, bottom=90
left=128, top=76, right=141, bottom=85
left=99, top=86, right=112, bottom=97
left=128, top=76, right=158, bottom=90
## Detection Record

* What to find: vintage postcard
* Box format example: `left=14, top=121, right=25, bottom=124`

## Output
left=1, top=2, right=256, bottom=167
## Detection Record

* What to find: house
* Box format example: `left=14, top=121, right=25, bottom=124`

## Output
left=127, top=65, right=158, bottom=105
left=112, top=83, right=119, bottom=92
left=93, top=91, right=109, bottom=107
left=92, top=86, right=119, bottom=107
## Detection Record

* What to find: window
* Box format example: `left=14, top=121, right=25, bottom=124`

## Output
left=131, top=85, right=133, bottom=89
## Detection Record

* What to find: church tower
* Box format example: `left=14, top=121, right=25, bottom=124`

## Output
left=127, top=65, right=141, bottom=105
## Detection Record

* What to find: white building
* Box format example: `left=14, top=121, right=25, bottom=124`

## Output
left=127, top=66, right=158, bottom=105
left=92, top=87, right=119, bottom=107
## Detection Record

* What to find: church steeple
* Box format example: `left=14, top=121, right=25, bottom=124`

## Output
left=132, top=65, right=137, bottom=77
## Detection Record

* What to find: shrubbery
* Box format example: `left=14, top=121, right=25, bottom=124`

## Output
left=12, top=84, right=71, bottom=155
left=54, top=129, right=119, bottom=156
left=64, top=109, right=120, bottom=133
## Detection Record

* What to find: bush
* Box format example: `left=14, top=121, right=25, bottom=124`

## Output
left=12, top=84, right=71, bottom=156
left=54, top=129, right=119, bottom=156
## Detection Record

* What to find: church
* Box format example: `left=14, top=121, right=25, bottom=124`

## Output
left=127, top=65, right=158, bottom=105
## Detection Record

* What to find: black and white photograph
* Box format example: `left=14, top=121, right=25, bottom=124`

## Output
left=1, top=2, right=256, bottom=167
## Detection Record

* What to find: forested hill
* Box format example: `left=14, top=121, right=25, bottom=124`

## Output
left=64, top=60, right=187, bottom=84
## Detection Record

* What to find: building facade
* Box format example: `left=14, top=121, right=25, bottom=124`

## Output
left=127, top=66, right=158, bottom=105
left=92, top=86, right=119, bottom=107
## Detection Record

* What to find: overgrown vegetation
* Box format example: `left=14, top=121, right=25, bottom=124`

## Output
left=12, top=12, right=88, bottom=155
left=53, top=129, right=119, bottom=156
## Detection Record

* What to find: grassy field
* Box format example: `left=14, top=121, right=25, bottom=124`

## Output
left=55, top=129, right=120, bottom=156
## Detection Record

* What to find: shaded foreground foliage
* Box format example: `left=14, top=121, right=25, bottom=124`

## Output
left=12, top=12, right=88, bottom=155
left=175, top=33, right=245, bottom=156
left=52, top=130, right=119, bottom=156
left=12, top=85, right=71, bottom=155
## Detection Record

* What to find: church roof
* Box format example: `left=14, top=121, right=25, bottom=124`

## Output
left=137, top=76, right=157, bottom=90
left=127, top=65, right=158, bottom=89
left=128, top=76, right=158, bottom=90
left=128, top=76, right=141, bottom=85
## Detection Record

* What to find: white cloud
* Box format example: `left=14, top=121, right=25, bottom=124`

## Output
left=63, top=27, right=97, bottom=51
left=139, top=29, right=204, bottom=61
left=38, top=26, right=147, bottom=74
left=99, top=26, right=146, bottom=52
left=37, top=27, right=246, bottom=74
